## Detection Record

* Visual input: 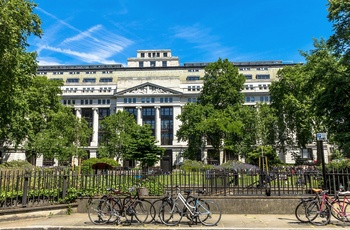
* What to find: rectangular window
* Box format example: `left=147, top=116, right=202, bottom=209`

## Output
left=124, top=98, right=127, bottom=103
left=163, top=52, right=168, bottom=57
left=142, top=108, right=155, bottom=116
left=244, top=75, right=253, bottom=80
left=186, top=76, right=200, bottom=81
left=141, top=53, right=145, bottom=57
left=83, top=78, right=96, bottom=83
left=162, top=61, right=167, bottom=67
left=66, top=78, right=79, bottom=83
left=99, top=77, right=112, bottom=82
left=139, top=61, right=144, bottom=67
left=256, top=74, right=270, bottom=79
left=150, top=61, right=156, bottom=67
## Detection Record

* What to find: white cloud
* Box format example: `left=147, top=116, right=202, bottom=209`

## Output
left=172, top=24, right=233, bottom=60
left=36, top=7, right=134, bottom=64
left=42, top=45, right=120, bottom=64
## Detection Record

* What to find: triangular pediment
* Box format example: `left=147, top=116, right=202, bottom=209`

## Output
left=116, top=82, right=182, bottom=96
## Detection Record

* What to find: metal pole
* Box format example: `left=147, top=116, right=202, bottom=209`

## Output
left=318, top=140, right=327, bottom=190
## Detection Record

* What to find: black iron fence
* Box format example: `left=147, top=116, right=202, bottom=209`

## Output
left=1, top=167, right=349, bottom=210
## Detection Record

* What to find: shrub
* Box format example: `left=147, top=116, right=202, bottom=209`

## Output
left=81, top=158, right=119, bottom=174
left=180, top=159, right=214, bottom=172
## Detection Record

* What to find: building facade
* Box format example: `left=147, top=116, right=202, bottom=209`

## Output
left=2, top=50, right=328, bottom=169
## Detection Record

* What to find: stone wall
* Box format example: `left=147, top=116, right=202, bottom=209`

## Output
left=77, top=196, right=302, bottom=214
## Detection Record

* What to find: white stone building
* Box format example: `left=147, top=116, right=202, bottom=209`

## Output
left=0, top=49, right=329, bottom=169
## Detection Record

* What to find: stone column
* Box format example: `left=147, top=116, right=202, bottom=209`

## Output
left=91, top=108, right=99, bottom=147
left=172, top=105, right=183, bottom=145
left=220, top=149, right=224, bottom=165
left=75, top=107, right=81, bottom=119
left=155, top=106, right=161, bottom=145
left=137, top=106, right=142, bottom=125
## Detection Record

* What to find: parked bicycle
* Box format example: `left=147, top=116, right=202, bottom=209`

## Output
left=305, top=188, right=350, bottom=225
left=159, top=186, right=222, bottom=226
left=87, top=187, right=149, bottom=225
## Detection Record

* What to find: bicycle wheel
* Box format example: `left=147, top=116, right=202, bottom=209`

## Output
left=152, top=199, right=164, bottom=223
left=306, top=200, right=330, bottom=226
left=197, top=200, right=222, bottom=226
left=108, top=199, right=122, bottom=224
left=159, top=200, right=182, bottom=226
left=295, top=199, right=313, bottom=223
left=138, top=199, right=155, bottom=223
left=129, top=200, right=149, bottom=223
left=343, top=202, right=350, bottom=222
left=88, top=199, right=111, bottom=225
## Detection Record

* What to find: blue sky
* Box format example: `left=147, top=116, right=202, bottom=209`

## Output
left=28, top=0, right=333, bottom=66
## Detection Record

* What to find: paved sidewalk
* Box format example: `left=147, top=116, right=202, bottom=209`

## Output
left=0, top=211, right=349, bottom=230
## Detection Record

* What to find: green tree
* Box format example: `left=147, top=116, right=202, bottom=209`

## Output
left=124, top=125, right=165, bottom=170
left=327, top=0, right=350, bottom=61
left=246, top=146, right=282, bottom=167
left=198, top=58, right=245, bottom=109
left=303, top=40, right=350, bottom=156
left=0, top=0, right=42, bottom=148
left=25, top=105, right=92, bottom=165
left=177, top=58, right=247, bottom=162
left=98, top=111, right=138, bottom=160
left=176, top=103, right=207, bottom=160
left=269, top=64, right=316, bottom=154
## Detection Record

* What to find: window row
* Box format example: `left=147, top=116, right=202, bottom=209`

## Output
left=140, top=52, right=168, bottom=58
left=64, top=87, right=112, bottom=93
left=244, top=84, right=269, bottom=90
left=244, top=74, right=270, bottom=80
left=46, top=71, right=113, bottom=75
left=62, top=99, right=110, bottom=105
left=123, top=97, right=174, bottom=104
left=139, top=61, right=167, bottom=67
left=188, top=98, right=197, bottom=103
left=245, top=96, right=270, bottom=103
left=188, top=85, right=201, bottom=91
left=65, top=77, right=113, bottom=83
left=239, top=67, right=269, bottom=71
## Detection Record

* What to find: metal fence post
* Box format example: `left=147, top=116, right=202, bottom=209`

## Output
left=62, top=175, right=67, bottom=199
left=22, top=176, right=29, bottom=207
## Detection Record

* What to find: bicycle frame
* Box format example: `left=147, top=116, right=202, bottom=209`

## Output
left=172, top=188, right=209, bottom=218
left=319, top=191, right=350, bottom=220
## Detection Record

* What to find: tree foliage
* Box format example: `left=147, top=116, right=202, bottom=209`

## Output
left=24, top=105, right=92, bottom=164
left=246, top=146, right=282, bottom=167
left=327, top=0, right=350, bottom=61
left=269, top=64, right=316, bottom=152
left=99, top=111, right=164, bottom=168
left=198, top=58, right=245, bottom=109
left=0, top=0, right=42, bottom=147
left=98, top=111, right=138, bottom=159
left=177, top=58, right=247, bottom=160
left=124, top=125, right=164, bottom=169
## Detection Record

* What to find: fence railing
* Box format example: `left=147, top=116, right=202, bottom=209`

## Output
left=0, top=167, right=349, bottom=210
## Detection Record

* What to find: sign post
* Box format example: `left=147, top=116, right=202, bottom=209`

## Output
left=316, top=133, right=327, bottom=190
